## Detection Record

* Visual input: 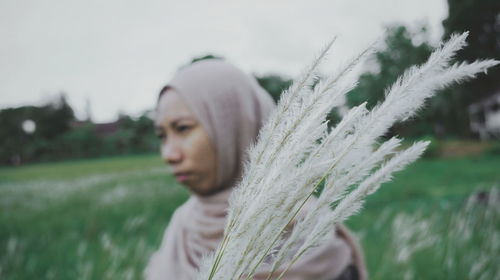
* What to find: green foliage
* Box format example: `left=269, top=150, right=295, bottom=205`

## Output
left=483, top=141, right=500, bottom=156
left=443, top=0, right=499, bottom=93
left=0, top=55, right=289, bottom=166
left=56, top=114, right=158, bottom=160
left=346, top=18, right=499, bottom=139
left=56, top=124, right=102, bottom=158
left=347, top=25, right=439, bottom=138
left=348, top=25, right=433, bottom=109
left=0, top=98, right=158, bottom=165
left=121, top=114, right=158, bottom=153
left=190, top=54, right=224, bottom=64
left=255, top=74, right=292, bottom=102
left=181, top=54, right=224, bottom=70
left=439, top=0, right=500, bottom=138
left=0, top=94, right=75, bottom=165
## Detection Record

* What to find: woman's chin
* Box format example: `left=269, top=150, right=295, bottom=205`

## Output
left=188, top=185, right=222, bottom=197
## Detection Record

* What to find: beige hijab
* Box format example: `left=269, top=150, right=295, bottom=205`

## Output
left=145, top=60, right=367, bottom=280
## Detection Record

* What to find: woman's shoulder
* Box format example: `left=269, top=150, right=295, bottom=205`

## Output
left=156, top=198, right=195, bottom=244
left=169, top=197, right=195, bottom=223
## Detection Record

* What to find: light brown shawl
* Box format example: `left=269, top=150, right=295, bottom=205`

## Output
left=145, top=60, right=367, bottom=280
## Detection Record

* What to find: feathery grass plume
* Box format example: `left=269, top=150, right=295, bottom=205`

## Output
left=388, top=187, right=500, bottom=279
left=195, top=32, right=499, bottom=280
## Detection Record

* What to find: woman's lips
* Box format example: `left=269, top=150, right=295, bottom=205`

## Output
left=174, top=172, right=191, bottom=183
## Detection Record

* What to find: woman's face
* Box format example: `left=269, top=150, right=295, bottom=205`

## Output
left=155, top=90, right=218, bottom=196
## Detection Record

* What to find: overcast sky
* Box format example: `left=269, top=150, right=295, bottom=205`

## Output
left=0, top=0, right=447, bottom=122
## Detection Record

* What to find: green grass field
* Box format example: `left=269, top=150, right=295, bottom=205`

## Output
left=1, top=154, right=499, bottom=279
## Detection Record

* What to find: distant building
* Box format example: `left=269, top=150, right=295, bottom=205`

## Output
left=70, top=120, right=121, bottom=137
left=468, top=90, right=500, bottom=140
left=94, top=121, right=121, bottom=137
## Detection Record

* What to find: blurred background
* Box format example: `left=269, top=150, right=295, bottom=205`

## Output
left=1, top=0, right=499, bottom=279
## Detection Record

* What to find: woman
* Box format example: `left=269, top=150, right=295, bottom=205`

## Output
left=146, top=59, right=367, bottom=280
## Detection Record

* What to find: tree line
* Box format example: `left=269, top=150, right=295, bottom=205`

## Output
left=1, top=0, right=497, bottom=166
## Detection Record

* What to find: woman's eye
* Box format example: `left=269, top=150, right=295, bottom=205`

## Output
left=176, top=125, right=191, bottom=133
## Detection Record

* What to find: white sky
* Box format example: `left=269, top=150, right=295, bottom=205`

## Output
left=0, top=0, right=447, bottom=122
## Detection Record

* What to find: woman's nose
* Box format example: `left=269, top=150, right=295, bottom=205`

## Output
left=162, top=141, right=183, bottom=165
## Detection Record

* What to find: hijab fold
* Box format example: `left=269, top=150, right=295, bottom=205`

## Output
left=145, top=60, right=367, bottom=280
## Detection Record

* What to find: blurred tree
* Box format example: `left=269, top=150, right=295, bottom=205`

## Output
left=255, top=74, right=292, bottom=102
left=348, top=25, right=433, bottom=109
left=133, top=113, right=158, bottom=152
left=116, top=112, right=157, bottom=153
left=0, top=93, right=75, bottom=164
left=440, top=0, right=500, bottom=138
left=177, top=54, right=225, bottom=71
left=37, top=93, right=75, bottom=140
left=190, top=54, right=224, bottom=64
left=346, top=17, right=499, bottom=139
left=347, top=25, right=437, bottom=138
left=0, top=106, right=35, bottom=164
left=56, top=123, right=101, bottom=159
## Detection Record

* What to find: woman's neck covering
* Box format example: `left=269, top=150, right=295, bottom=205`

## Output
left=145, top=60, right=366, bottom=280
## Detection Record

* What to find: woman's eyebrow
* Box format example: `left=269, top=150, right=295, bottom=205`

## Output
left=156, top=116, right=196, bottom=129
left=171, top=116, right=196, bottom=125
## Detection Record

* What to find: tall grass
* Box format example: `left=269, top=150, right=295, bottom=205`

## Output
left=0, top=155, right=189, bottom=279
left=383, top=187, right=500, bottom=280
left=1, top=155, right=499, bottom=279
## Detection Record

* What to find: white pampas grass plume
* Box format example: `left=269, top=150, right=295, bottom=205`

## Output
left=196, top=32, right=499, bottom=280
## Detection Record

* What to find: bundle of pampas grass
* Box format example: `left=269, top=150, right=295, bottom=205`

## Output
left=196, top=32, right=499, bottom=280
